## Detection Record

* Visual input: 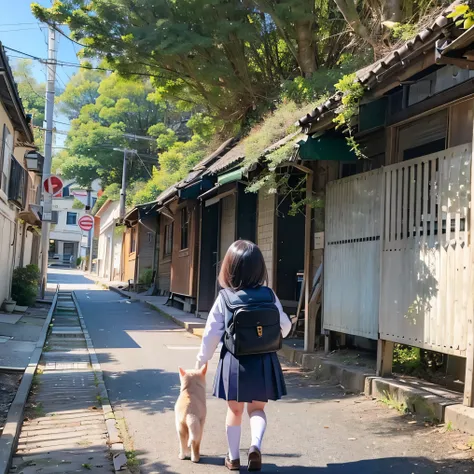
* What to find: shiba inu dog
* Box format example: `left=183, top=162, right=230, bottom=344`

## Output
left=175, top=364, right=207, bottom=463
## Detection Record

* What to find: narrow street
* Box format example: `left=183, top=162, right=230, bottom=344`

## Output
left=47, top=269, right=474, bottom=474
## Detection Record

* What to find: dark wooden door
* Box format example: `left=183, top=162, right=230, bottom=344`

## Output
left=198, top=203, right=219, bottom=313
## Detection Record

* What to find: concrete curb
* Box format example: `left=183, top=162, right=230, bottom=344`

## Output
left=144, top=301, right=205, bottom=335
left=0, top=291, right=58, bottom=474
left=72, top=292, right=131, bottom=474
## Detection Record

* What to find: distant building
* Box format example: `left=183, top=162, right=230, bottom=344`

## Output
left=48, top=179, right=100, bottom=265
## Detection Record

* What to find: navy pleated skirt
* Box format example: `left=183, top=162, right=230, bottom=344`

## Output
left=213, top=345, right=287, bottom=402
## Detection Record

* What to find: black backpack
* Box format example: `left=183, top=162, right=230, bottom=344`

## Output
left=220, top=286, right=282, bottom=357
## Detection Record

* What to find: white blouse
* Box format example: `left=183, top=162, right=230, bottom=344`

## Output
left=196, top=291, right=292, bottom=367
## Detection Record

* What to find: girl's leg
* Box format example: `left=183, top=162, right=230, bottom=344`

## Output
left=247, top=401, right=267, bottom=451
left=226, top=401, right=244, bottom=461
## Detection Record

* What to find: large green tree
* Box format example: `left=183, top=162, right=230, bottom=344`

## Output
left=56, top=72, right=164, bottom=187
left=32, top=0, right=333, bottom=127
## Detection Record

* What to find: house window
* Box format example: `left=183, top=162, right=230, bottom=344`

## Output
left=0, top=125, right=13, bottom=193
left=51, top=211, right=59, bottom=224
left=181, top=208, right=189, bottom=250
left=66, top=212, right=77, bottom=225
left=164, top=223, right=173, bottom=257
left=130, top=228, right=136, bottom=253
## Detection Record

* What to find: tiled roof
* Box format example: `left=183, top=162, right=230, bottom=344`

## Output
left=298, top=1, right=462, bottom=129
left=207, top=142, right=246, bottom=174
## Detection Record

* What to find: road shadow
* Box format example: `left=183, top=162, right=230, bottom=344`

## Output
left=139, top=455, right=474, bottom=474
left=259, top=456, right=473, bottom=473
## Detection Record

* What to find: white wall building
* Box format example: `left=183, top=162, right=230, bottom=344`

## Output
left=95, top=199, right=122, bottom=280
left=48, top=179, right=100, bottom=264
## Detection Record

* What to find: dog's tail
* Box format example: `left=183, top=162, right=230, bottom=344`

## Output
left=186, top=414, right=202, bottom=448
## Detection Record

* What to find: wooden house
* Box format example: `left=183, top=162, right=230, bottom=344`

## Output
left=153, top=139, right=237, bottom=310
left=297, top=4, right=474, bottom=406
left=195, top=135, right=316, bottom=323
left=121, top=202, right=159, bottom=289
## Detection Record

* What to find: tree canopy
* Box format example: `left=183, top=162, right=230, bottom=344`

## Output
left=12, top=59, right=46, bottom=148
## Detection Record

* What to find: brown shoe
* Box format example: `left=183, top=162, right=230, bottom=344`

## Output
left=225, top=456, right=240, bottom=471
left=247, top=446, right=262, bottom=471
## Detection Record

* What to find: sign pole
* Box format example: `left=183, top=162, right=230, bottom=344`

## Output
left=39, top=25, right=57, bottom=299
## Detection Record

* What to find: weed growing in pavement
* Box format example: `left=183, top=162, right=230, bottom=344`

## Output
left=34, top=402, right=45, bottom=417
left=82, top=464, right=92, bottom=470
left=379, top=392, right=408, bottom=414
left=126, top=451, right=140, bottom=468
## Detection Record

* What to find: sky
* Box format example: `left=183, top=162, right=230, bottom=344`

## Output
left=0, top=0, right=82, bottom=147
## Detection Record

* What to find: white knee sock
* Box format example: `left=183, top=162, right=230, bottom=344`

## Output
left=250, top=410, right=267, bottom=450
left=226, top=425, right=241, bottom=460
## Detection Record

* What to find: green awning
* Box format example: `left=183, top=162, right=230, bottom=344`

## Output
left=217, top=168, right=243, bottom=185
left=298, top=134, right=357, bottom=162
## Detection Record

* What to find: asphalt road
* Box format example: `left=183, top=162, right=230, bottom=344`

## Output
left=49, top=269, right=474, bottom=474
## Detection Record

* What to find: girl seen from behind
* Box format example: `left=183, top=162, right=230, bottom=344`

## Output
left=196, top=240, right=292, bottom=471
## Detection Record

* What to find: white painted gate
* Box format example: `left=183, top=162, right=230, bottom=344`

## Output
left=324, top=169, right=382, bottom=340
left=379, top=144, right=472, bottom=356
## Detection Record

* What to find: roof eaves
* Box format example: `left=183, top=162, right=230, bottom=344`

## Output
left=0, top=43, right=34, bottom=143
left=298, top=2, right=460, bottom=131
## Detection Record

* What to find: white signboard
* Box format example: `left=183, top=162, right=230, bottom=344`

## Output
left=314, top=232, right=325, bottom=250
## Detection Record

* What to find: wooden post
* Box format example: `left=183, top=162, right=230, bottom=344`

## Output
left=304, top=171, right=315, bottom=352
left=324, top=330, right=331, bottom=354
left=463, top=118, right=474, bottom=406
left=376, top=339, right=394, bottom=377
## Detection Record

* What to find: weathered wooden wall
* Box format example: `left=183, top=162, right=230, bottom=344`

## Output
left=379, top=144, right=472, bottom=356
left=324, top=169, right=382, bottom=340
left=219, top=194, right=236, bottom=260
left=257, top=190, right=276, bottom=288
left=158, top=214, right=172, bottom=294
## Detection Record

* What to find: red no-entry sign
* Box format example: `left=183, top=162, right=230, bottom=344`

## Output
left=78, top=215, right=94, bottom=232
left=43, top=175, right=63, bottom=195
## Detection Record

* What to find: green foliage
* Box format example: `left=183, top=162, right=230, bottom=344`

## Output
left=12, top=60, right=46, bottom=149
left=54, top=72, right=162, bottom=188
left=243, top=101, right=305, bottom=167
left=393, top=344, right=421, bottom=374
left=56, top=68, right=105, bottom=120
left=389, top=22, right=418, bottom=41
left=11, top=264, right=40, bottom=306
left=139, top=268, right=154, bottom=285
left=72, top=198, right=85, bottom=209
left=447, top=4, right=474, bottom=30
left=76, top=257, right=82, bottom=266
left=333, top=73, right=365, bottom=159
left=281, top=54, right=371, bottom=104
left=92, top=183, right=121, bottom=214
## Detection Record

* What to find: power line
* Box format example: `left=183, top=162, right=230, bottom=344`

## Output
left=3, top=45, right=163, bottom=79
left=134, top=151, right=153, bottom=178
left=0, top=22, right=38, bottom=26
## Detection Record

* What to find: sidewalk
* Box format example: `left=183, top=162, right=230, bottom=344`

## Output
left=6, top=292, right=120, bottom=474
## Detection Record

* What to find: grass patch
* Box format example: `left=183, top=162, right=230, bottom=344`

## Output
left=126, top=450, right=140, bottom=468
left=445, top=421, right=453, bottom=431
left=379, top=392, right=407, bottom=414
left=82, top=463, right=92, bottom=470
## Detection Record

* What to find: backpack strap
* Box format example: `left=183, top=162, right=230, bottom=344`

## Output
left=220, top=286, right=275, bottom=310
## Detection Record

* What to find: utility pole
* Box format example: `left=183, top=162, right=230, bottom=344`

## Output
left=39, top=25, right=58, bottom=299
left=86, top=188, right=93, bottom=271
left=113, top=148, right=137, bottom=220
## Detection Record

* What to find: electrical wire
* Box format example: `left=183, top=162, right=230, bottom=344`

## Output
left=3, top=45, right=162, bottom=78
left=133, top=151, right=154, bottom=178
